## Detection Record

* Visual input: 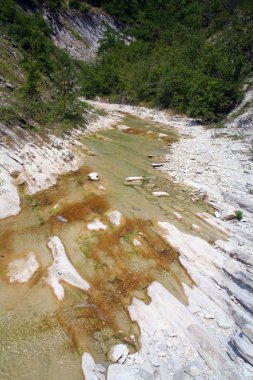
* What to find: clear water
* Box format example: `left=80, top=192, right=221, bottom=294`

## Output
left=0, top=115, right=224, bottom=379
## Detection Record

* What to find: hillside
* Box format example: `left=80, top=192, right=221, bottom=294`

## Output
left=81, top=0, right=253, bottom=122
left=0, top=0, right=120, bottom=133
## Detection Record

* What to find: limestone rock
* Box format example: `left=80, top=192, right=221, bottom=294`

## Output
left=106, top=210, right=122, bottom=226
left=242, top=324, right=253, bottom=343
left=124, top=176, right=144, bottom=186
left=232, top=334, right=253, bottom=366
left=87, top=219, right=107, bottom=231
left=184, top=360, right=205, bottom=376
left=107, top=364, right=154, bottom=380
left=221, top=207, right=236, bottom=221
left=191, top=223, right=201, bottom=231
left=152, top=191, right=170, bottom=197
left=46, top=236, right=90, bottom=300
left=108, top=344, right=128, bottom=364
left=82, top=352, right=100, bottom=380
left=8, top=253, right=39, bottom=283
left=88, top=172, right=99, bottom=181
left=217, top=317, right=234, bottom=330
left=173, top=212, right=183, bottom=221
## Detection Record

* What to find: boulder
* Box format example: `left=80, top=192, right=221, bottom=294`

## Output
left=221, top=207, right=236, bottom=221
left=82, top=352, right=101, bottom=380
left=108, top=344, right=128, bottom=364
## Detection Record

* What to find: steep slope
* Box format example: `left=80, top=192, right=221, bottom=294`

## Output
left=80, top=0, right=253, bottom=122
left=43, top=7, right=122, bottom=61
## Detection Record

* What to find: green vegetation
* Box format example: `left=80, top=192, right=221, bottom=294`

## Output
left=0, top=0, right=252, bottom=126
left=0, top=0, right=86, bottom=132
left=80, top=0, right=253, bottom=121
left=235, top=210, right=243, bottom=221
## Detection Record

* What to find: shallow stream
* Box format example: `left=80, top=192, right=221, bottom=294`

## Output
left=0, top=114, right=224, bottom=379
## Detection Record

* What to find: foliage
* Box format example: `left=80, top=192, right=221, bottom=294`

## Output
left=235, top=210, right=243, bottom=221
left=80, top=0, right=253, bottom=121
left=0, top=0, right=85, bottom=131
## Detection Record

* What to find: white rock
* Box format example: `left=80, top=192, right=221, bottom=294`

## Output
left=87, top=219, right=107, bottom=231
left=203, top=311, right=215, bottom=320
left=0, top=169, right=20, bottom=219
left=191, top=223, right=201, bottom=231
left=159, top=133, right=168, bottom=138
left=46, top=236, right=90, bottom=300
left=106, top=210, right=122, bottom=226
left=152, top=191, right=170, bottom=197
left=217, top=317, right=234, bottom=330
left=242, top=324, right=253, bottom=343
left=124, top=176, right=143, bottom=186
left=88, top=172, right=99, bottom=181
left=188, top=305, right=201, bottom=314
left=232, top=334, right=253, bottom=365
left=184, top=360, right=205, bottom=376
left=221, top=207, right=236, bottom=221
left=133, top=238, right=142, bottom=247
left=107, top=364, right=153, bottom=380
left=7, top=253, right=39, bottom=283
left=82, top=352, right=99, bottom=380
left=173, top=212, right=183, bottom=221
left=108, top=344, right=128, bottom=364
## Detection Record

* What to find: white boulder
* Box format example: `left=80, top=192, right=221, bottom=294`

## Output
left=108, top=344, right=128, bottom=364
left=88, top=172, right=99, bottom=181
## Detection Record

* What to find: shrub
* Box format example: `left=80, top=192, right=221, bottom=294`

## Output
left=235, top=210, right=243, bottom=221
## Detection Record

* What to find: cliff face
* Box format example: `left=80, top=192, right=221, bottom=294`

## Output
left=43, top=8, right=122, bottom=61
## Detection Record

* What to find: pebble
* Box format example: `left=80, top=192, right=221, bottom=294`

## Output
left=217, top=317, right=234, bottom=330
left=188, top=305, right=201, bottom=314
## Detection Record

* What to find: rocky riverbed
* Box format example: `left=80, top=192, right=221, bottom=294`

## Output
left=0, top=100, right=253, bottom=380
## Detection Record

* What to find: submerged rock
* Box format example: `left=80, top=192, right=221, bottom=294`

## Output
left=8, top=253, right=39, bottom=283
left=88, top=172, right=99, bottom=181
left=87, top=218, right=107, bottom=231
left=46, top=236, right=90, bottom=300
left=124, top=176, right=144, bottom=186
left=152, top=191, right=170, bottom=197
left=105, top=210, right=122, bottom=226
